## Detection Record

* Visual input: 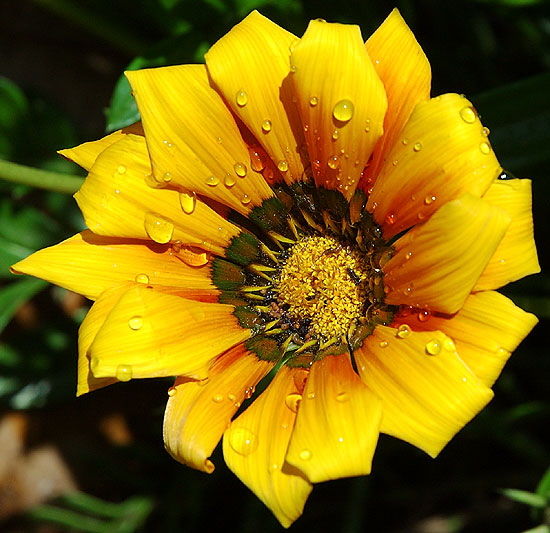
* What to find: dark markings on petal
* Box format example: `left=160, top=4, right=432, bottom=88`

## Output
left=211, top=258, right=246, bottom=291
left=233, top=305, right=263, bottom=333
left=248, top=197, right=289, bottom=233
left=245, top=335, right=284, bottom=363
left=225, top=231, right=261, bottom=266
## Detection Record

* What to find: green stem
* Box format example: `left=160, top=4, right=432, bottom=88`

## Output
left=31, top=0, right=145, bottom=56
left=0, top=159, right=84, bottom=194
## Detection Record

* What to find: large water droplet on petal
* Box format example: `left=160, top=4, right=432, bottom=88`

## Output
left=179, top=191, right=196, bottom=214
left=206, top=176, right=219, bottom=186
left=332, top=99, right=354, bottom=122
left=299, top=449, right=312, bottom=461
left=234, top=162, right=247, bottom=177
left=128, top=315, right=143, bottom=330
left=285, top=393, right=302, bottom=413
left=425, top=339, right=442, bottom=355
left=261, top=120, right=272, bottom=133
left=228, top=427, right=258, bottom=456
left=144, top=212, right=174, bottom=243
left=396, top=324, right=411, bottom=339
left=236, top=89, right=248, bottom=107
left=116, top=364, right=133, bottom=382
left=135, top=273, right=150, bottom=284
left=459, top=106, right=476, bottom=124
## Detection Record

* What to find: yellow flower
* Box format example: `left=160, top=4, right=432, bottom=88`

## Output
left=12, top=9, right=540, bottom=527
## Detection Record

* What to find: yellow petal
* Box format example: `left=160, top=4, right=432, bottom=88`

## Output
left=364, top=8, right=431, bottom=182
left=126, top=65, right=274, bottom=215
left=393, top=291, right=538, bottom=387
left=163, top=344, right=274, bottom=473
left=223, top=365, right=312, bottom=528
left=355, top=325, right=494, bottom=457
left=286, top=353, right=382, bottom=483
left=290, top=19, right=387, bottom=199
left=11, top=230, right=217, bottom=301
left=205, top=11, right=305, bottom=186
left=59, top=123, right=144, bottom=171
left=367, top=93, right=501, bottom=238
left=475, top=178, right=540, bottom=290
left=384, top=194, right=510, bottom=314
left=74, top=133, right=240, bottom=255
left=89, top=286, right=250, bottom=381
left=77, top=283, right=133, bottom=395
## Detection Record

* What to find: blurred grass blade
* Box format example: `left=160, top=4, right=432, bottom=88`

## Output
left=500, top=488, right=547, bottom=508
left=0, top=278, right=47, bottom=334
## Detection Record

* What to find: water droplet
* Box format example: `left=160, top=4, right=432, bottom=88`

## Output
left=336, top=392, right=349, bottom=402
left=417, top=310, right=430, bottom=322
left=236, top=89, right=248, bottom=107
left=241, top=194, right=251, bottom=205
left=385, top=213, right=396, bottom=225
left=167, top=387, right=177, bottom=397
left=128, top=315, right=143, bottom=330
left=290, top=64, right=297, bottom=73
left=212, top=394, right=224, bottom=403
left=402, top=138, right=409, bottom=145
left=144, top=212, right=174, bottom=243
left=379, top=340, right=389, bottom=349
left=309, top=96, right=318, bottom=106
left=277, top=160, right=289, bottom=172
left=332, top=99, right=354, bottom=122
left=331, top=129, right=339, bottom=140
left=392, top=159, right=399, bottom=166
left=261, top=120, right=272, bottom=133
left=227, top=394, right=236, bottom=402
left=396, top=324, right=411, bottom=339
left=413, top=142, right=422, bottom=152
left=244, top=386, right=255, bottom=399
left=206, top=175, right=219, bottom=186
left=162, top=172, right=172, bottom=183
left=116, top=364, right=133, bottom=382
left=179, top=191, right=196, bottom=214
left=299, top=449, right=312, bottom=461
left=498, top=170, right=516, bottom=180
left=117, top=165, right=127, bottom=174
left=425, top=339, right=442, bottom=355
left=224, top=174, right=236, bottom=187
left=481, top=126, right=490, bottom=137
left=443, top=338, right=456, bottom=351
left=405, top=251, right=413, bottom=260
left=424, top=195, right=436, bottom=205
left=285, top=393, right=302, bottom=413
left=480, top=142, right=491, bottom=154
left=306, top=392, right=315, bottom=400
left=135, top=273, right=150, bottom=284
left=327, top=155, right=340, bottom=170
left=459, top=106, right=476, bottom=124
left=234, top=162, right=247, bottom=177
left=228, top=427, right=258, bottom=456
left=216, top=136, right=223, bottom=144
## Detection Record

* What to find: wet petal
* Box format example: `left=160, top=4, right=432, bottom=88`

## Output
left=384, top=194, right=510, bottom=314
left=367, top=93, right=500, bottom=238
left=126, top=65, right=274, bottom=215
left=11, top=230, right=217, bottom=301
left=290, top=19, right=387, bottom=199
left=355, top=325, right=494, bottom=457
left=206, top=10, right=305, bottom=185
left=363, top=8, right=431, bottom=182
left=74, top=133, right=240, bottom=255
left=89, top=286, right=250, bottom=381
left=476, top=178, right=540, bottom=290
left=223, top=365, right=312, bottom=528
left=286, top=353, right=382, bottom=483
left=164, top=344, right=274, bottom=473
left=393, top=291, right=538, bottom=387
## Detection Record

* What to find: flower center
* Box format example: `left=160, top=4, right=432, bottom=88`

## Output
left=274, top=235, right=370, bottom=341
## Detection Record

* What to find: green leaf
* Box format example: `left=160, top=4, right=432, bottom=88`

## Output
left=0, top=278, right=47, bottom=334
left=536, top=465, right=550, bottom=499
left=500, top=488, right=548, bottom=508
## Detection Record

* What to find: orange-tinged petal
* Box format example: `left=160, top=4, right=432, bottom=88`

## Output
left=163, top=345, right=274, bottom=473
left=11, top=231, right=217, bottom=301
left=89, top=286, right=250, bottom=381
left=475, top=178, right=540, bottom=290
left=364, top=8, right=431, bottom=181
left=59, top=123, right=144, bottom=171
left=290, top=19, right=387, bottom=199
left=393, top=291, right=538, bottom=387
left=355, top=325, right=494, bottom=457
left=74, top=133, right=240, bottom=255
left=384, top=194, right=510, bottom=314
left=206, top=11, right=305, bottom=186
left=126, top=65, right=274, bottom=215
left=367, top=93, right=501, bottom=238
left=286, top=353, right=382, bottom=483
left=223, top=365, right=312, bottom=528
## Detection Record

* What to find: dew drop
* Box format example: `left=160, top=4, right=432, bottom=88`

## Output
left=128, top=315, right=143, bottom=330
left=116, top=364, right=133, bottom=382
left=402, top=138, right=409, bottom=145
left=332, top=129, right=339, bottom=140
left=336, top=392, right=349, bottom=402
left=236, top=89, right=248, bottom=107
left=290, top=64, right=297, bottom=73
left=392, top=159, right=399, bottom=166
left=244, top=386, right=255, bottom=399
left=228, top=427, right=258, bottom=456
left=424, top=195, right=436, bottom=205
left=306, top=392, right=315, bottom=400
left=277, top=160, right=289, bottom=172
left=482, top=126, right=490, bottom=137
left=309, top=96, right=318, bottom=106
left=234, top=162, right=247, bottom=177
left=249, top=150, right=265, bottom=171
left=480, top=142, right=491, bottom=154
left=261, top=120, right=272, bottom=133
left=405, top=251, right=413, bottom=261
left=162, top=172, right=172, bottom=183
left=396, top=324, right=411, bottom=339
left=212, top=394, right=224, bottom=403
left=385, top=213, right=396, bottom=225
left=117, top=165, right=127, bottom=174
left=299, top=449, right=312, bottom=461
left=459, top=106, right=476, bottom=124
left=332, top=99, right=354, bottom=122
left=167, top=387, right=177, bottom=397
left=227, top=394, right=236, bottom=402
left=285, top=393, right=302, bottom=413
left=425, top=339, right=442, bottom=355
left=206, top=175, right=220, bottom=187
left=241, top=194, right=251, bottom=205
left=135, top=273, right=150, bottom=284
left=413, top=142, right=422, bottom=152
left=224, top=174, right=236, bottom=187
left=417, top=310, right=430, bottom=322
left=179, top=191, right=196, bottom=214
left=327, top=155, right=340, bottom=169
left=379, top=340, right=389, bottom=349
left=144, top=212, right=174, bottom=243
left=216, top=136, right=223, bottom=144
left=443, top=338, right=456, bottom=351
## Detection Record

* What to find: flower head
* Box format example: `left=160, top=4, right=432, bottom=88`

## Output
left=12, top=9, right=540, bottom=527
